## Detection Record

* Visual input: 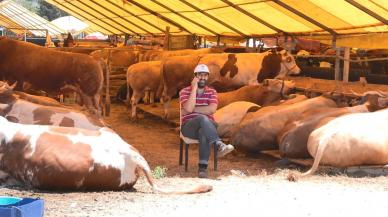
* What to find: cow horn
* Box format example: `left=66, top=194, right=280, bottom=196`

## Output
left=9, top=82, right=17, bottom=90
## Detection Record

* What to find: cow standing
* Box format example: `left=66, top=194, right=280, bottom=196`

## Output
left=160, top=50, right=300, bottom=118
left=0, top=37, right=104, bottom=113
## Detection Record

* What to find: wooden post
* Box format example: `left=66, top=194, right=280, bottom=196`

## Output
left=163, top=26, right=170, bottom=50
left=245, top=37, right=249, bottom=47
left=332, top=37, right=341, bottom=81
left=105, top=49, right=112, bottom=117
left=203, top=37, right=206, bottom=48
left=343, top=47, right=350, bottom=82
left=217, top=35, right=220, bottom=46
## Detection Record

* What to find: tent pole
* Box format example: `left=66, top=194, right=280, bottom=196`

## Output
left=343, top=47, right=350, bottom=82
left=332, top=36, right=341, bottom=81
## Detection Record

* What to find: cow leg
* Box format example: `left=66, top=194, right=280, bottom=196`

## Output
left=131, top=92, right=142, bottom=120
left=143, top=89, right=150, bottom=105
left=163, top=98, right=171, bottom=119
left=150, top=91, right=155, bottom=104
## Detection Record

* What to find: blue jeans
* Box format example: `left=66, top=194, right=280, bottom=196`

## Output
left=181, top=115, right=220, bottom=165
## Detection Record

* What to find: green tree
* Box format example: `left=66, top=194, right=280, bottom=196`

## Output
left=13, top=0, right=67, bottom=21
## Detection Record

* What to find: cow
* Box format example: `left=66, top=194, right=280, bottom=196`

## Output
left=160, top=50, right=300, bottom=118
left=217, top=79, right=296, bottom=109
left=90, top=48, right=140, bottom=71
left=288, top=108, right=388, bottom=181
left=140, top=48, right=222, bottom=61
left=0, top=116, right=212, bottom=193
left=215, top=94, right=308, bottom=139
left=0, top=37, right=104, bottom=114
left=199, top=50, right=300, bottom=89
left=214, top=101, right=260, bottom=138
left=278, top=92, right=388, bottom=158
left=231, top=96, right=338, bottom=153
left=0, top=82, right=106, bottom=130
left=126, top=61, right=161, bottom=119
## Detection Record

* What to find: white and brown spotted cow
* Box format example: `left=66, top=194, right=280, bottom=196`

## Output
left=0, top=116, right=212, bottom=193
left=160, top=50, right=300, bottom=118
left=0, top=82, right=106, bottom=130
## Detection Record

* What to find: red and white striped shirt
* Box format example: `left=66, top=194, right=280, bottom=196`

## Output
left=180, top=86, right=218, bottom=124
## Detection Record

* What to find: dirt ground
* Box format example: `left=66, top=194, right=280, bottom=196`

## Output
left=1, top=104, right=387, bottom=217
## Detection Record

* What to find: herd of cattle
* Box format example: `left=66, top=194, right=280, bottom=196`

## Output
left=0, top=36, right=387, bottom=192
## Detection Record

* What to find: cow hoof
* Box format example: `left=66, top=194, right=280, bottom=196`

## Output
left=287, top=173, right=299, bottom=182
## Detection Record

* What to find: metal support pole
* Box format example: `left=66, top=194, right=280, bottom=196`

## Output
left=332, top=36, right=341, bottom=81
left=343, top=47, right=350, bottom=82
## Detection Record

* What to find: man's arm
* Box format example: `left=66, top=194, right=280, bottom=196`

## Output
left=192, top=103, right=217, bottom=115
left=182, top=77, right=199, bottom=114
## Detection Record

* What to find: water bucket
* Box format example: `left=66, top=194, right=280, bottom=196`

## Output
left=0, top=196, right=44, bottom=217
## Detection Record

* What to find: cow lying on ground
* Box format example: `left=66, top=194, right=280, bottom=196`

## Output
left=278, top=92, right=388, bottom=158
left=214, top=101, right=260, bottom=138
left=0, top=116, right=212, bottom=193
left=0, top=82, right=106, bottom=130
left=160, top=50, right=300, bottom=118
left=217, top=79, right=295, bottom=109
left=215, top=94, right=308, bottom=139
left=231, top=96, right=338, bottom=153
left=0, top=37, right=104, bottom=114
left=288, top=108, right=388, bottom=181
left=126, top=61, right=161, bottom=119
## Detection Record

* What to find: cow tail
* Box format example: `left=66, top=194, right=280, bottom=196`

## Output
left=287, top=136, right=328, bottom=181
left=136, top=158, right=212, bottom=194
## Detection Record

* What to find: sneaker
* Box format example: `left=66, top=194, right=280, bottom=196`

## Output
left=198, top=167, right=208, bottom=178
left=217, top=143, right=235, bottom=157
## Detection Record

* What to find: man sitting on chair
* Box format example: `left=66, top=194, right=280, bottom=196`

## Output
left=180, top=64, right=235, bottom=178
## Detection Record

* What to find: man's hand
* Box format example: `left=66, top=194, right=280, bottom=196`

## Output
left=191, top=77, right=199, bottom=90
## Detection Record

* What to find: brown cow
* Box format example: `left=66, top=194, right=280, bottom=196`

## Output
left=0, top=37, right=104, bottom=113
left=217, top=79, right=296, bottom=109
left=0, top=82, right=106, bottom=130
left=231, top=96, right=338, bottom=153
left=160, top=50, right=300, bottom=118
left=0, top=116, right=212, bottom=193
left=140, top=48, right=222, bottom=61
left=90, top=48, right=140, bottom=70
left=214, top=101, right=260, bottom=138
left=126, top=61, right=161, bottom=119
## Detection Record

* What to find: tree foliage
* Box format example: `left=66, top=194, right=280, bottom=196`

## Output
left=13, top=0, right=68, bottom=21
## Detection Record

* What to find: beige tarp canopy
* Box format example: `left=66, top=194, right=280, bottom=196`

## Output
left=0, top=0, right=65, bottom=36
left=45, top=0, right=387, bottom=48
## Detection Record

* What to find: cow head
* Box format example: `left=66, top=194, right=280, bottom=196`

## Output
left=277, top=50, right=301, bottom=77
left=263, top=79, right=295, bottom=98
left=0, top=81, right=16, bottom=95
left=360, top=91, right=388, bottom=111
